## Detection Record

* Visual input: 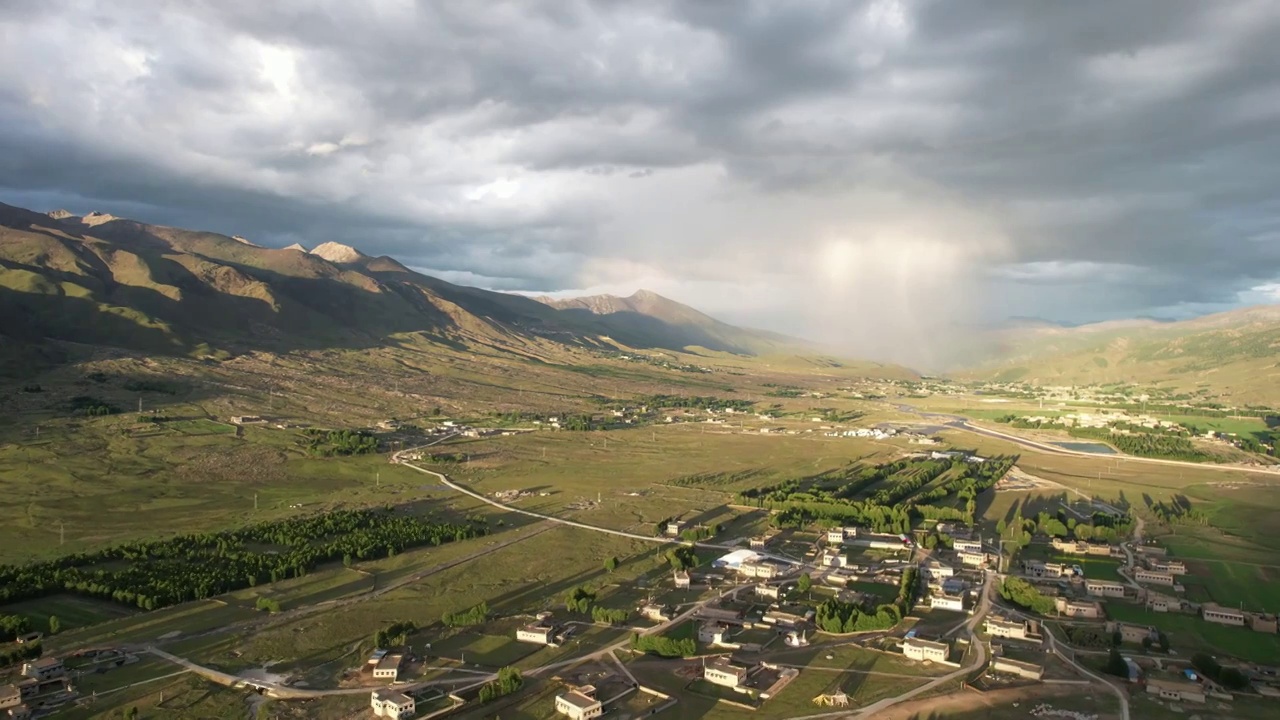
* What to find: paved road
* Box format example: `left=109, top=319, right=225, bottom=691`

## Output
left=893, top=403, right=1280, bottom=475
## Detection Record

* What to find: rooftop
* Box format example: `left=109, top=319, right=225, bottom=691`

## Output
left=558, top=690, right=601, bottom=710
left=372, top=689, right=414, bottom=705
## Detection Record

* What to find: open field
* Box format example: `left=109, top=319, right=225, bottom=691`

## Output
left=2, top=593, right=138, bottom=634
left=1104, top=601, right=1280, bottom=664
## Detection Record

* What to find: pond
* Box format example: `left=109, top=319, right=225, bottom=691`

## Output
left=1052, top=441, right=1117, bottom=455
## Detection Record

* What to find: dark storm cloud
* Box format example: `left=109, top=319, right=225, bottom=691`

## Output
left=1, top=0, right=1279, bottom=333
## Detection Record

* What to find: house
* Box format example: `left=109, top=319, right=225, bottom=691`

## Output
left=370, top=689, right=416, bottom=718
left=1149, top=559, right=1187, bottom=575
left=930, top=594, right=966, bottom=612
left=738, top=561, right=780, bottom=580
left=1026, top=560, right=1065, bottom=579
left=1146, top=678, right=1206, bottom=703
left=1054, top=597, right=1103, bottom=619
left=1051, top=538, right=1116, bottom=557
left=749, top=536, right=769, bottom=550
left=21, top=657, right=64, bottom=681
left=785, top=630, right=809, bottom=647
left=230, top=415, right=267, bottom=425
left=0, top=686, right=21, bottom=711
left=1133, top=569, right=1175, bottom=586
left=1201, top=603, right=1246, bottom=627
left=372, top=653, right=404, bottom=681
left=953, top=539, right=984, bottom=555
left=991, top=656, right=1045, bottom=680
left=985, top=616, right=1040, bottom=641
left=704, top=657, right=750, bottom=689
left=821, top=549, right=848, bottom=568
left=666, top=520, right=686, bottom=536
left=762, top=605, right=815, bottom=628
left=5, top=705, right=31, bottom=720
left=941, top=577, right=966, bottom=596
left=1145, top=592, right=1178, bottom=613
left=826, top=528, right=848, bottom=544
left=640, top=604, right=672, bottom=622
left=516, top=624, right=557, bottom=645
left=902, top=637, right=950, bottom=663
left=13, top=633, right=40, bottom=645
left=1085, top=579, right=1127, bottom=598
left=1107, top=622, right=1156, bottom=645
left=674, top=571, right=691, bottom=589
left=555, top=686, right=604, bottom=720
left=756, top=584, right=782, bottom=601
left=958, top=550, right=988, bottom=567
left=920, top=560, right=955, bottom=579
left=1248, top=613, right=1279, bottom=634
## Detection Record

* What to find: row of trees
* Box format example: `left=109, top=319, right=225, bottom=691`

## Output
left=0, top=509, right=487, bottom=611
left=740, top=456, right=1017, bottom=533
left=442, top=602, right=488, bottom=627
left=632, top=394, right=755, bottom=412
left=1068, top=427, right=1208, bottom=462
left=630, top=632, right=696, bottom=657
left=301, top=429, right=379, bottom=456
left=0, top=640, right=41, bottom=668
left=1192, top=652, right=1251, bottom=690
left=664, top=547, right=698, bottom=571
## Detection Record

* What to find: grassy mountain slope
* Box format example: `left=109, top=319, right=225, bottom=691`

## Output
left=535, top=289, right=812, bottom=356
left=963, top=306, right=1280, bottom=403
left=0, top=202, right=877, bottom=374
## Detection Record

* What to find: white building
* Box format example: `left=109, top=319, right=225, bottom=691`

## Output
left=372, top=653, right=404, bottom=681
left=821, top=549, right=848, bottom=568
left=704, top=658, right=750, bottom=689
left=929, top=594, right=966, bottom=612
left=516, top=624, right=556, bottom=645
left=903, top=637, right=950, bottom=663
left=371, top=690, right=416, bottom=718
left=555, top=687, right=603, bottom=719
left=953, top=539, right=984, bottom=555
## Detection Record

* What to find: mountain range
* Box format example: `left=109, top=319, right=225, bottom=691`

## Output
left=0, top=202, right=812, bottom=365
left=965, top=305, right=1280, bottom=403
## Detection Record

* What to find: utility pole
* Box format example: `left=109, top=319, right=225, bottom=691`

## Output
left=377, top=471, right=381, bottom=487
left=138, top=396, right=143, bottom=414
left=254, top=493, right=259, bottom=511
left=60, top=521, right=65, bottom=546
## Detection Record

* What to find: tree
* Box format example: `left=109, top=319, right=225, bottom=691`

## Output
left=604, top=556, right=618, bottom=573
left=1104, top=647, right=1129, bottom=678
left=48, top=615, right=60, bottom=635
left=797, top=572, right=812, bottom=596
left=126, top=707, right=139, bottom=720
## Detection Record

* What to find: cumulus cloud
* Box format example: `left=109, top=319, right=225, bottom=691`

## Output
left=1, top=0, right=1280, bottom=367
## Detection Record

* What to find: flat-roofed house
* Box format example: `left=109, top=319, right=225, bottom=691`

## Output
left=555, top=686, right=603, bottom=720
left=704, top=657, right=750, bottom=689
left=372, top=653, right=404, bottom=681
left=1201, top=603, right=1246, bottom=627
left=930, top=594, right=966, bottom=612
left=902, top=637, right=949, bottom=663
left=20, top=658, right=64, bottom=682
left=1085, top=579, right=1127, bottom=598
left=674, top=570, right=690, bottom=589
left=1146, top=678, right=1206, bottom=703
left=1054, top=597, right=1103, bottom=619
left=984, top=616, right=1040, bottom=641
left=371, top=689, right=416, bottom=718
left=516, top=624, right=557, bottom=645
left=1133, top=569, right=1175, bottom=586
left=992, top=656, right=1045, bottom=680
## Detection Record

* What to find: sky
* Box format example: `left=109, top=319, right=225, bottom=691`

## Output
left=2, top=1, right=1280, bottom=366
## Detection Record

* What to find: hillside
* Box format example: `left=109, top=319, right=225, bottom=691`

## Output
left=0, top=202, right=829, bottom=366
left=963, top=306, right=1280, bottom=403
left=535, top=289, right=811, bottom=356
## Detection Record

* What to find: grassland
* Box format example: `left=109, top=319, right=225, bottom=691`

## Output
left=1104, top=601, right=1280, bottom=664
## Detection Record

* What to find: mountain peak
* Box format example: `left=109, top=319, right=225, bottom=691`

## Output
left=309, top=241, right=367, bottom=264
left=47, top=209, right=73, bottom=220
left=282, top=242, right=307, bottom=252
left=81, top=211, right=117, bottom=227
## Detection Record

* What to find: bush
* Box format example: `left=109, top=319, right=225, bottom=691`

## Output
left=478, top=666, right=523, bottom=702
left=442, top=602, right=488, bottom=627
